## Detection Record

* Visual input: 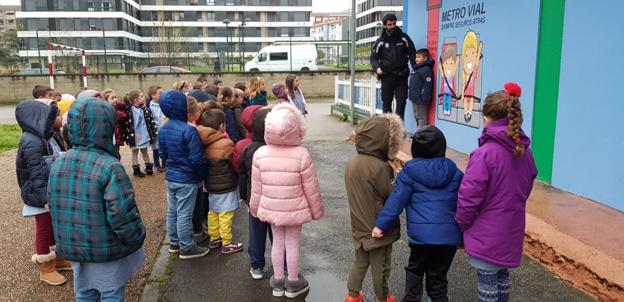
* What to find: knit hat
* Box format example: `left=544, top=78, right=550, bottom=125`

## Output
left=188, top=89, right=210, bottom=102
left=410, top=125, right=446, bottom=158
left=271, top=83, right=288, bottom=100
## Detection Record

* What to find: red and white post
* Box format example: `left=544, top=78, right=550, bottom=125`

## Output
left=47, top=42, right=88, bottom=90
left=47, top=42, right=54, bottom=89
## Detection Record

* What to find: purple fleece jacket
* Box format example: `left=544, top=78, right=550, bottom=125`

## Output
left=455, top=118, right=538, bottom=268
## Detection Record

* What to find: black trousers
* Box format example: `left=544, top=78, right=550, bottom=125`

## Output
left=404, top=244, right=457, bottom=302
left=192, top=190, right=209, bottom=233
left=381, top=74, right=408, bottom=120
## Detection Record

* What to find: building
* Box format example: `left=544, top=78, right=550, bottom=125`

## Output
left=0, top=5, right=20, bottom=33
left=311, top=11, right=348, bottom=41
left=16, top=0, right=313, bottom=69
left=356, top=0, right=402, bottom=46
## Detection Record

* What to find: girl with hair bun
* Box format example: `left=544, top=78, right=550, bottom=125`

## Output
left=455, top=82, right=538, bottom=302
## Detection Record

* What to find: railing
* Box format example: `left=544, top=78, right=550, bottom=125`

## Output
left=334, top=75, right=394, bottom=117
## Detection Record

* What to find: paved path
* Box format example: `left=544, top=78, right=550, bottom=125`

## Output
left=162, top=103, right=593, bottom=302
left=0, top=105, right=16, bottom=124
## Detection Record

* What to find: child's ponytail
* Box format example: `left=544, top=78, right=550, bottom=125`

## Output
left=482, top=82, right=525, bottom=157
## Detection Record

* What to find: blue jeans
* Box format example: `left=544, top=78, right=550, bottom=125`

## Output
left=166, top=181, right=198, bottom=251
left=443, top=94, right=452, bottom=113
left=76, top=286, right=125, bottom=302
left=248, top=212, right=272, bottom=270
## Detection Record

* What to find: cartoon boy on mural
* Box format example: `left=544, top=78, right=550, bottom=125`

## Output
left=439, top=43, right=459, bottom=117
left=460, top=30, right=484, bottom=123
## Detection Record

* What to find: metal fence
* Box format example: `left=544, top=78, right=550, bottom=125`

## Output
left=334, top=75, right=395, bottom=116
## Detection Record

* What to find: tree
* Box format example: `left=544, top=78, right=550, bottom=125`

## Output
left=152, top=21, right=191, bottom=66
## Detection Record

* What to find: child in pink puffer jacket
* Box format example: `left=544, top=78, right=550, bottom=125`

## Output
left=249, top=102, right=324, bottom=299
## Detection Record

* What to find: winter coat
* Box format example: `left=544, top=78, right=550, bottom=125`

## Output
left=113, top=101, right=129, bottom=146
left=223, top=105, right=242, bottom=143
left=376, top=157, right=463, bottom=246
left=241, top=96, right=251, bottom=110
left=123, top=104, right=158, bottom=147
left=233, top=105, right=263, bottom=174
left=249, top=103, right=323, bottom=226
left=158, top=90, right=209, bottom=184
left=370, top=27, right=416, bottom=77
left=345, top=114, right=403, bottom=251
left=409, top=59, right=435, bottom=104
left=239, top=108, right=270, bottom=203
left=48, top=97, right=146, bottom=263
left=250, top=91, right=268, bottom=106
left=197, top=126, right=238, bottom=194
left=234, top=107, right=247, bottom=141
left=455, top=118, right=537, bottom=268
left=15, top=100, right=58, bottom=208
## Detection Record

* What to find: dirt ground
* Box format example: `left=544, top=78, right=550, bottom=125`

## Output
left=0, top=147, right=167, bottom=302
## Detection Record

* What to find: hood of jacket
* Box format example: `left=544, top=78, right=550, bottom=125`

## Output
left=404, top=157, right=459, bottom=189
left=15, top=100, right=58, bottom=140
left=479, top=118, right=531, bottom=152
left=67, top=98, right=116, bottom=155
left=242, top=105, right=263, bottom=133
left=197, top=125, right=224, bottom=146
left=188, top=89, right=210, bottom=102
left=355, top=114, right=403, bottom=161
left=160, top=89, right=187, bottom=122
left=252, top=108, right=270, bottom=143
left=414, top=59, right=435, bottom=71
left=264, top=103, right=305, bottom=146
left=76, top=89, right=101, bottom=102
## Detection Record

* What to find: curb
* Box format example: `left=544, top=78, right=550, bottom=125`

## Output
left=140, top=242, right=173, bottom=302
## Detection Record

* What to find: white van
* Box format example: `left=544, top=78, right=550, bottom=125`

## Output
left=245, top=44, right=318, bottom=72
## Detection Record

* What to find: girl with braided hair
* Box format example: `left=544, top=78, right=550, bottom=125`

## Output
left=455, top=82, right=538, bottom=302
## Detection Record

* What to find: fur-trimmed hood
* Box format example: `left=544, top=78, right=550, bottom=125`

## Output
left=264, top=102, right=306, bottom=146
left=354, top=113, right=404, bottom=161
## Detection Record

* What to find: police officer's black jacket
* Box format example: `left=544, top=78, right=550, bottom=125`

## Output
left=370, top=27, right=416, bottom=77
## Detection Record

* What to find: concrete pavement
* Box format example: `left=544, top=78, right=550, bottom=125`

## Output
left=159, top=102, right=593, bottom=302
left=0, top=105, right=16, bottom=124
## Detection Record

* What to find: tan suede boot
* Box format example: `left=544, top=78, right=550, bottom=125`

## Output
left=32, top=252, right=67, bottom=286
left=50, top=245, right=72, bottom=271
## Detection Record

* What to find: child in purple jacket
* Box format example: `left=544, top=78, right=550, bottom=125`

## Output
left=455, top=82, right=537, bottom=302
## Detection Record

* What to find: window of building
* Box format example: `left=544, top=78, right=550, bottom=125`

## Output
left=178, top=12, right=185, bottom=20
left=89, top=19, right=98, bottom=30
left=270, top=52, right=288, bottom=61
left=102, top=2, right=112, bottom=11
left=207, top=0, right=215, bottom=5
left=87, top=0, right=95, bottom=11
left=207, top=12, right=215, bottom=21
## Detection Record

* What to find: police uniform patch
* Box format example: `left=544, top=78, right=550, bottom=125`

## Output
left=426, top=77, right=432, bottom=82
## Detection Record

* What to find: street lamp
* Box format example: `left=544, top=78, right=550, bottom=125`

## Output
left=222, top=19, right=230, bottom=71
left=240, top=17, right=251, bottom=70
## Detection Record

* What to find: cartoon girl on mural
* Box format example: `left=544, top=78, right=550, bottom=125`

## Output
left=460, top=30, right=483, bottom=123
left=438, top=44, right=459, bottom=117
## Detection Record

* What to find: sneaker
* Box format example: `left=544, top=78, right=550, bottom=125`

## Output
left=249, top=267, right=264, bottom=280
left=285, top=274, right=310, bottom=298
left=193, top=231, right=209, bottom=244
left=208, top=238, right=223, bottom=249
left=344, top=292, right=363, bottom=302
left=221, top=243, right=243, bottom=254
left=168, top=244, right=180, bottom=253
left=270, top=275, right=286, bottom=297
left=386, top=293, right=397, bottom=302
left=179, top=245, right=210, bottom=260
left=155, top=166, right=165, bottom=173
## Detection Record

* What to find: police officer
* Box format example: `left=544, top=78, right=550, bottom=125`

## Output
left=370, top=13, right=416, bottom=120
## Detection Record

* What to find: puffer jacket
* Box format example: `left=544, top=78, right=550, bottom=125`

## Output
left=197, top=125, right=238, bottom=194
left=249, top=103, right=323, bottom=226
left=15, top=100, right=58, bottom=208
left=123, top=104, right=158, bottom=147
left=48, top=98, right=146, bottom=263
left=370, top=27, right=416, bottom=76
left=113, top=101, right=128, bottom=146
left=376, top=157, right=464, bottom=246
left=345, top=114, right=403, bottom=251
left=239, top=108, right=270, bottom=203
left=409, top=59, right=435, bottom=104
left=158, top=90, right=209, bottom=184
left=233, top=105, right=263, bottom=173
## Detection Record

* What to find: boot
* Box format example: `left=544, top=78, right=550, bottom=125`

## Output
left=145, top=163, right=154, bottom=175
left=345, top=292, right=364, bottom=302
left=32, top=252, right=66, bottom=286
left=133, top=164, right=145, bottom=177
left=50, top=246, right=72, bottom=271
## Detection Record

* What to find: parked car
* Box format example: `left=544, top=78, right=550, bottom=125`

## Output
left=245, top=44, right=318, bottom=72
left=14, top=68, right=66, bottom=75
left=140, top=66, right=190, bottom=74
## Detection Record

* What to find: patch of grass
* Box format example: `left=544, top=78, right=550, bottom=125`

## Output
left=156, top=252, right=178, bottom=301
left=0, top=124, right=21, bottom=153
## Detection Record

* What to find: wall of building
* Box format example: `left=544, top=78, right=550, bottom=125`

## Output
left=0, top=70, right=372, bottom=104
left=551, top=0, right=624, bottom=211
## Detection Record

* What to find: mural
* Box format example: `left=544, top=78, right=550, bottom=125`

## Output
left=437, top=30, right=484, bottom=128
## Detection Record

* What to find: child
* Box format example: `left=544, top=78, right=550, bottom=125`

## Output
left=455, top=83, right=537, bottom=302
left=102, top=89, right=129, bottom=159
left=249, top=76, right=267, bottom=106
left=205, top=84, right=219, bottom=101
left=235, top=82, right=250, bottom=109
left=196, top=109, right=244, bottom=254
left=373, top=126, right=463, bottom=302
left=238, top=107, right=270, bottom=279
left=159, top=90, right=211, bottom=259
left=48, top=97, right=146, bottom=299
left=173, top=80, right=192, bottom=95
left=148, top=86, right=165, bottom=172
left=221, top=87, right=243, bottom=143
left=249, top=103, right=324, bottom=298
left=233, top=88, right=248, bottom=139
left=271, top=83, right=289, bottom=103
left=32, top=85, right=54, bottom=101
left=16, top=100, right=71, bottom=286
left=123, top=90, right=158, bottom=177
left=214, top=79, right=224, bottom=89
left=344, top=114, right=404, bottom=302
left=409, top=48, right=435, bottom=129
left=285, top=74, right=308, bottom=116
left=232, top=105, right=263, bottom=174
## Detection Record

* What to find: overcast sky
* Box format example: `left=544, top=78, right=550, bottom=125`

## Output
left=0, top=0, right=351, bottom=12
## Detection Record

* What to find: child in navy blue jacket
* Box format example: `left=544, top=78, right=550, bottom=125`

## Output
left=409, top=48, right=435, bottom=130
left=372, top=126, right=463, bottom=302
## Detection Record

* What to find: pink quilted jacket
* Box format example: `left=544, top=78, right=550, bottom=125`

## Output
left=249, top=103, right=324, bottom=226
